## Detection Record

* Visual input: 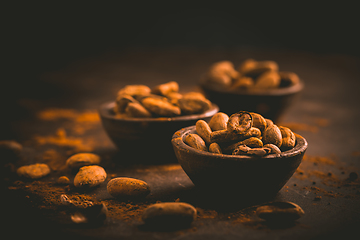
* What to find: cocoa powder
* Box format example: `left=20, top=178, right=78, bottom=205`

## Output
left=37, top=108, right=101, bottom=135
left=294, top=154, right=360, bottom=199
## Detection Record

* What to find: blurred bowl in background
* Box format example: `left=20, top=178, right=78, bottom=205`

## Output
left=99, top=101, right=219, bottom=163
left=199, top=80, right=304, bottom=123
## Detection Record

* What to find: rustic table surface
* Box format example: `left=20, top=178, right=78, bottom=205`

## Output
left=2, top=47, right=360, bottom=240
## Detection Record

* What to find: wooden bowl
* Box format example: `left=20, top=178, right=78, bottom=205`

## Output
left=199, top=80, right=304, bottom=123
left=171, top=126, right=307, bottom=202
left=99, top=102, right=219, bottom=163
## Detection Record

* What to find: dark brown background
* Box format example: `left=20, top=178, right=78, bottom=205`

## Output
left=3, top=2, right=359, bottom=104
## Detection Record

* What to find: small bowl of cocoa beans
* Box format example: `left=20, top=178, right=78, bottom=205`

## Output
left=99, top=81, right=219, bottom=162
left=199, top=59, right=304, bottom=122
left=171, top=111, right=307, bottom=202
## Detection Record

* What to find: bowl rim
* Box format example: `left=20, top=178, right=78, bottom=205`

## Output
left=172, top=125, right=308, bottom=161
left=199, top=79, right=304, bottom=96
left=98, top=101, right=219, bottom=122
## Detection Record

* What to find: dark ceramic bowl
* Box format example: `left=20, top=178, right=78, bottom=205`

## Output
left=99, top=102, right=219, bottom=162
left=172, top=126, right=307, bottom=201
left=199, top=80, right=304, bottom=123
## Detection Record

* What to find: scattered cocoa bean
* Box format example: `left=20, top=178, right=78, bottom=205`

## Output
left=66, top=153, right=101, bottom=170
left=142, top=202, right=197, bottom=228
left=256, top=201, right=304, bottom=222
left=17, top=163, right=50, bottom=179
left=74, top=165, right=107, bottom=188
left=57, top=176, right=70, bottom=185
left=107, top=177, right=150, bottom=199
